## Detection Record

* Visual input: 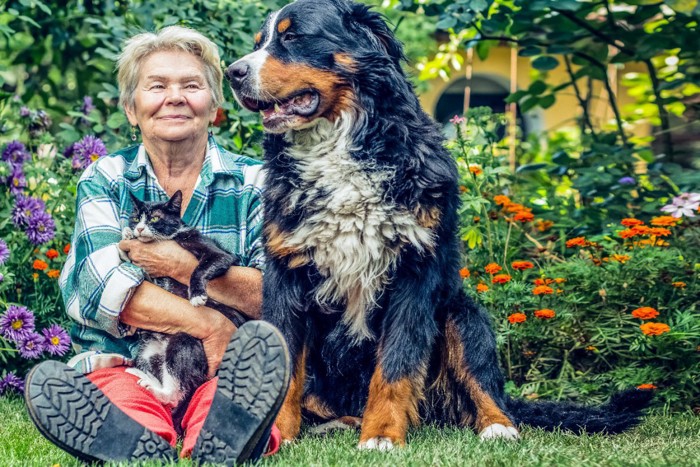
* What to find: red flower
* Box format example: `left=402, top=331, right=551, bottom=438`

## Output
left=637, top=384, right=657, bottom=390
left=533, top=285, right=554, bottom=295
left=459, top=267, right=470, bottom=279
left=621, top=218, right=644, bottom=227
left=33, top=259, right=48, bottom=271
left=484, top=263, right=502, bottom=274
left=46, top=249, right=59, bottom=259
left=566, top=237, right=587, bottom=248
left=640, top=322, right=670, bottom=336
left=511, top=260, right=534, bottom=271
left=631, top=307, right=659, bottom=320
left=492, top=274, right=512, bottom=284
left=534, top=309, right=556, bottom=319
left=508, top=313, right=527, bottom=324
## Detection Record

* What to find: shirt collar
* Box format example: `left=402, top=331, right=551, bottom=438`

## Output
left=123, top=136, right=245, bottom=185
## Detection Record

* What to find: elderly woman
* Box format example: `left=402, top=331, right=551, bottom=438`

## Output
left=23, top=26, right=288, bottom=464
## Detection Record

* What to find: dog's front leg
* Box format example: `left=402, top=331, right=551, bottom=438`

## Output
left=358, top=267, right=439, bottom=450
left=261, top=258, right=309, bottom=442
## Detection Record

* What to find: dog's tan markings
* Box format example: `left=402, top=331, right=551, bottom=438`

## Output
left=359, top=365, right=422, bottom=446
left=276, top=348, right=306, bottom=441
left=334, top=53, right=356, bottom=71
left=414, top=204, right=442, bottom=230
left=258, top=57, right=356, bottom=122
left=265, top=223, right=299, bottom=259
left=445, top=320, right=515, bottom=432
left=277, top=17, right=292, bottom=34
left=254, top=31, right=262, bottom=45
left=288, top=254, right=311, bottom=269
left=302, top=394, right=336, bottom=420
left=309, top=416, right=363, bottom=435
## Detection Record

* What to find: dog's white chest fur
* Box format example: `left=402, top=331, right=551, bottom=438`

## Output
left=280, top=115, right=435, bottom=339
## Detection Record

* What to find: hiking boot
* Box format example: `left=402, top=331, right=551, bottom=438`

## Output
left=24, top=360, right=177, bottom=463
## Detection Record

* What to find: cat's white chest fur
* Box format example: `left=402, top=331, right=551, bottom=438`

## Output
left=279, top=115, right=435, bottom=339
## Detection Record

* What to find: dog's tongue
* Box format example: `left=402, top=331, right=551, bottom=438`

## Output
left=261, top=92, right=319, bottom=120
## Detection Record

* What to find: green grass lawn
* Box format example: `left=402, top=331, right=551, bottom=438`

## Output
left=2, top=395, right=699, bottom=466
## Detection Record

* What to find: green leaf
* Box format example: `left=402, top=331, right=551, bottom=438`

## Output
left=106, top=112, right=127, bottom=129
left=519, top=46, right=542, bottom=57
left=666, top=0, right=698, bottom=14
left=516, top=163, right=549, bottom=173
left=505, top=90, right=528, bottom=103
left=532, top=56, right=560, bottom=71
left=436, top=16, right=457, bottom=30
left=528, top=80, right=547, bottom=95
left=539, top=94, right=556, bottom=109
left=519, top=96, right=540, bottom=113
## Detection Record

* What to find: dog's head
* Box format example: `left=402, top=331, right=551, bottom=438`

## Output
left=226, top=0, right=405, bottom=133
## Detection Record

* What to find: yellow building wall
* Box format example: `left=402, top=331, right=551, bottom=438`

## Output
left=418, top=46, right=650, bottom=137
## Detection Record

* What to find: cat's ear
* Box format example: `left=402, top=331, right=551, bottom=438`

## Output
left=167, top=190, right=183, bottom=214
left=128, top=192, right=143, bottom=209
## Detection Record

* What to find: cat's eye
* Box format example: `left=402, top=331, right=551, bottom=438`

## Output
left=150, top=216, right=160, bottom=222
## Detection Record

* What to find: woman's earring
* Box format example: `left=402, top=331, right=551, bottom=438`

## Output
left=131, top=126, right=138, bottom=142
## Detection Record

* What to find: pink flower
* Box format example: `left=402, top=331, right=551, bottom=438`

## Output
left=660, top=192, right=700, bottom=218
left=450, top=115, right=466, bottom=125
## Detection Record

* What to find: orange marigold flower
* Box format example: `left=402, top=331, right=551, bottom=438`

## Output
left=459, top=267, right=470, bottom=279
left=534, top=278, right=546, bottom=286
left=553, top=278, right=566, bottom=284
left=534, top=309, right=556, bottom=319
left=631, top=225, right=651, bottom=235
left=610, top=254, right=631, bottom=264
left=656, top=239, right=670, bottom=247
left=637, top=383, right=657, bottom=390
left=513, top=211, right=535, bottom=223
left=566, top=237, right=587, bottom=248
left=507, top=313, right=527, bottom=324
left=492, top=274, right=512, bottom=284
left=505, top=203, right=530, bottom=213
left=648, top=227, right=671, bottom=237
left=484, top=263, right=502, bottom=274
left=476, top=283, right=489, bottom=293
left=46, top=249, right=59, bottom=259
left=494, top=195, right=511, bottom=206
left=459, top=185, right=468, bottom=193
left=621, top=218, right=644, bottom=227
left=468, top=164, right=483, bottom=176
left=586, top=345, right=597, bottom=351
left=640, top=322, right=671, bottom=336
left=32, top=273, right=39, bottom=280
left=46, top=269, right=60, bottom=279
left=618, top=229, right=637, bottom=239
left=533, top=285, right=554, bottom=295
left=651, top=216, right=680, bottom=227
left=63, top=243, right=71, bottom=254
left=511, top=260, right=535, bottom=271
left=33, top=259, right=48, bottom=271
left=672, top=281, right=687, bottom=289
left=535, top=219, right=554, bottom=232
left=631, top=307, right=659, bottom=320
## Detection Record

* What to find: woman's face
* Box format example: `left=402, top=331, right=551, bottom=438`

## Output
left=126, top=50, right=217, bottom=145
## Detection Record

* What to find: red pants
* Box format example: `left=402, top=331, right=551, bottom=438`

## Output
left=87, top=367, right=281, bottom=458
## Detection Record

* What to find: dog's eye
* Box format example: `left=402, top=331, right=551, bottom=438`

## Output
left=281, top=32, right=298, bottom=43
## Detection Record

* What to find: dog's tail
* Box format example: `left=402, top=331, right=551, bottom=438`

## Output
left=505, top=388, right=653, bottom=434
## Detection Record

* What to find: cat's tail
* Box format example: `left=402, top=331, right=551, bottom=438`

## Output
left=506, top=388, right=653, bottom=434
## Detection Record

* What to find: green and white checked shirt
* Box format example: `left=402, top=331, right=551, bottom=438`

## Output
left=59, top=136, right=265, bottom=374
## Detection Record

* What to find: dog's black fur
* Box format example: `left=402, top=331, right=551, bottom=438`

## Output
left=227, top=0, right=651, bottom=447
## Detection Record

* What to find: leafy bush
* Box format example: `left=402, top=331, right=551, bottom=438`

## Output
left=452, top=108, right=700, bottom=411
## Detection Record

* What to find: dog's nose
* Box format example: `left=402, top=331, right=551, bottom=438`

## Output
left=226, top=61, right=249, bottom=85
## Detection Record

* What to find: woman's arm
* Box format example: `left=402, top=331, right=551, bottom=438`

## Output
left=118, top=239, right=263, bottom=319
left=120, top=281, right=236, bottom=377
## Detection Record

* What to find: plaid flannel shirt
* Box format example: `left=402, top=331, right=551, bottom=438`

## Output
left=60, top=136, right=265, bottom=374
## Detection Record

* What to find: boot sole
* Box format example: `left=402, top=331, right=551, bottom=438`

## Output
left=24, top=360, right=177, bottom=463
left=192, top=320, right=291, bottom=465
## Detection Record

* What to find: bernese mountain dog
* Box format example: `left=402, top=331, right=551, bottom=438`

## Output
left=226, top=0, right=651, bottom=450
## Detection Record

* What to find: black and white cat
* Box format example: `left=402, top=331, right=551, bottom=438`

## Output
left=120, top=190, right=245, bottom=431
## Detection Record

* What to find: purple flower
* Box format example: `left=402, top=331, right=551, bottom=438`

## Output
left=18, top=331, right=45, bottom=359
left=12, top=195, right=46, bottom=227
left=0, top=239, right=9, bottom=265
left=660, top=192, right=700, bottom=218
left=20, top=106, right=31, bottom=118
left=42, top=324, right=71, bottom=356
left=618, top=176, right=636, bottom=185
left=0, top=373, right=25, bottom=395
left=62, top=142, right=76, bottom=159
left=71, top=135, right=107, bottom=170
left=28, top=110, right=52, bottom=138
left=9, top=165, right=27, bottom=195
left=0, top=305, right=35, bottom=341
left=25, top=211, right=56, bottom=245
left=81, top=96, right=95, bottom=115
left=1, top=140, right=31, bottom=167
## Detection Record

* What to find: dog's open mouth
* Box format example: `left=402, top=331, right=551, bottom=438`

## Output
left=241, top=90, right=320, bottom=127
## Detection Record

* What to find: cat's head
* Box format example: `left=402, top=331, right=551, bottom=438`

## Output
left=127, top=191, right=185, bottom=242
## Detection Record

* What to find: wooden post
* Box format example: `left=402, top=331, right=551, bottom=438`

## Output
left=463, top=47, right=474, bottom=114
left=508, top=45, right=518, bottom=172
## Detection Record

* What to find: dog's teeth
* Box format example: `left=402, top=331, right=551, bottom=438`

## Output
left=274, top=103, right=282, bottom=112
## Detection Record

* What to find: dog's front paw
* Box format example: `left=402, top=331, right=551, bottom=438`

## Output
left=479, top=424, right=520, bottom=441
left=189, top=294, right=208, bottom=307
left=358, top=437, right=395, bottom=451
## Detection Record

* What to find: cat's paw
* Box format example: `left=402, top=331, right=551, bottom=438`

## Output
left=190, top=295, right=208, bottom=307
left=125, top=368, right=154, bottom=387
left=121, top=226, right=134, bottom=240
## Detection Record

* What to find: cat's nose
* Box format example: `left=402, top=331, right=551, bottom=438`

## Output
left=135, top=226, right=143, bottom=234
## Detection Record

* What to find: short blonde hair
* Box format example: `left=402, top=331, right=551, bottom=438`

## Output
left=116, top=25, right=224, bottom=111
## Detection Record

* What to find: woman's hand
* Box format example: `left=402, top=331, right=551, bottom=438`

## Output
left=200, top=312, right=237, bottom=378
left=119, top=239, right=197, bottom=283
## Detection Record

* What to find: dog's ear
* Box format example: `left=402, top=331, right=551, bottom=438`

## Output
left=349, top=3, right=405, bottom=64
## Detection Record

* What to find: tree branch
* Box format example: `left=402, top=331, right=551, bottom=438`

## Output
left=644, top=58, right=675, bottom=160
left=564, top=55, right=599, bottom=141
